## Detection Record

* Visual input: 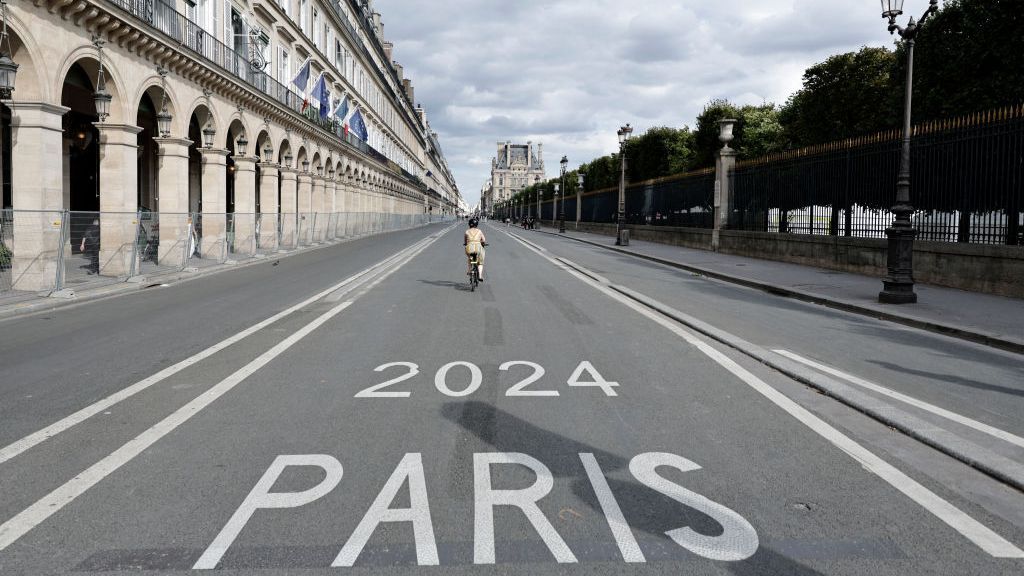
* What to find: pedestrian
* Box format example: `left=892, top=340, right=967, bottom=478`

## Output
left=80, top=218, right=100, bottom=274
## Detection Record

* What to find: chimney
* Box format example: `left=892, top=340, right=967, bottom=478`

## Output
left=527, top=141, right=532, bottom=168
left=403, top=79, right=414, bottom=104
left=383, top=41, right=394, bottom=61
left=372, top=12, right=382, bottom=35
left=393, top=61, right=404, bottom=81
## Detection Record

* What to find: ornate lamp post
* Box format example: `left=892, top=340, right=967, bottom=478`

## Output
left=156, top=67, right=172, bottom=138
left=553, top=183, right=559, bottom=228
left=0, top=0, right=20, bottom=100
left=876, top=0, right=938, bottom=304
left=263, top=144, right=273, bottom=164
left=534, top=175, right=542, bottom=221
left=236, top=134, right=248, bottom=157
left=558, top=155, right=567, bottom=233
left=616, top=124, right=633, bottom=245
left=576, top=172, right=585, bottom=229
left=92, top=36, right=111, bottom=122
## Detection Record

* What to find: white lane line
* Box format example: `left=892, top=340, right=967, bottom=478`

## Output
left=774, top=349, right=1024, bottom=450
left=508, top=234, right=1024, bottom=559
left=0, top=231, right=442, bottom=551
left=0, top=234, right=435, bottom=466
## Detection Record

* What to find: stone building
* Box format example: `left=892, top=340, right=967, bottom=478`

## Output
left=1, top=0, right=460, bottom=289
left=485, top=141, right=544, bottom=213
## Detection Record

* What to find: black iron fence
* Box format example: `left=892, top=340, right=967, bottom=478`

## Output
left=536, top=169, right=716, bottom=227
left=729, top=106, right=1024, bottom=245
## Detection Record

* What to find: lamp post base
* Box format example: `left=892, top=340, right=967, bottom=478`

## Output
left=616, top=229, right=629, bottom=246
left=878, top=223, right=917, bottom=304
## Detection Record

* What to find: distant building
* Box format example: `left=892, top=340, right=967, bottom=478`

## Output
left=485, top=142, right=545, bottom=212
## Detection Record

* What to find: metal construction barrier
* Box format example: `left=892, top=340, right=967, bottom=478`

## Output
left=0, top=210, right=441, bottom=297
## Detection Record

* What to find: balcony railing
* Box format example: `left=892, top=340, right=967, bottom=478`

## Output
left=106, top=0, right=418, bottom=185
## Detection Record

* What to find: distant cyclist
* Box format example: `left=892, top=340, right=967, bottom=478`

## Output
left=464, top=218, right=487, bottom=282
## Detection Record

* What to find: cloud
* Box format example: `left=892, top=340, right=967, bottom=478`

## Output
left=373, top=0, right=895, bottom=207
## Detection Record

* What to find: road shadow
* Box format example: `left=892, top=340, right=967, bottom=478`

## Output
left=869, top=359, right=1024, bottom=398
left=419, top=279, right=473, bottom=292
left=441, top=400, right=828, bottom=574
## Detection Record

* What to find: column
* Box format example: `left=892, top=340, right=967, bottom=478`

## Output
left=8, top=102, right=68, bottom=291
left=200, top=148, right=230, bottom=259
left=311, top=175, right=324, bottom=241
left=296, top=171, right=312, bottom=244
left=258, top=164, right=280, bottom=249
left=97, top=123, right=144, bottom=277
left=712, top=145, right=737, bottom=251
left=325, top=178, right=337, bottom=239
left=154, top=138, right=193, bottom=265
left=279, top=167, right=298, bottom=249
left=233, top=156, right=258, bottom=256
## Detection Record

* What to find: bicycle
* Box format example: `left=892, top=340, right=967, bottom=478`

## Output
left=468, top=253, right=480, bottom=291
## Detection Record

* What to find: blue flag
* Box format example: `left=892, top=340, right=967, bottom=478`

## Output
left=312, top=73, right=330, bottom=119
left=350, top=109, right=368, bottom=141
left=333, top=96, right=349, bottom=122
left=291, top=57, right=311, bottom=93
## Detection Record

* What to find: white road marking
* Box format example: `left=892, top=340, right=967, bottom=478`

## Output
left=774, top=349, right=1024, bottom=449
left=333, top=453, right=438, bottom=567
left=579, top=453, right=645, bottom=563
left=473, top=452, right=577, bottom=564
left=193, top=455, right=345, bottom=570
left=507, top=231, right=1024, bottom=559
left=0, top=234, right=437, bottom=466
left=0, top=231, right=444, bottom=552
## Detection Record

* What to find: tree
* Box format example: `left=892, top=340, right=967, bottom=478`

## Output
left=622, top=126, right=696, bottom=181
left=738, top=104, right=785, bottom=159
left=694, top=99, right=744, bottom=169
left=779, top=46, right=899, bottom=148
left=902, top=0, right=1024, bottom=121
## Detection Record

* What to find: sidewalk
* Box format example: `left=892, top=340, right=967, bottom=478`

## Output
left=533, top=225, right=1024, bottom=354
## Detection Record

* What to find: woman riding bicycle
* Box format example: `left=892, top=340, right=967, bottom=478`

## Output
left=464, top=218, right=487, bottom=282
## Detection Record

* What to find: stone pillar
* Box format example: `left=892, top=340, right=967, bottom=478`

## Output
left=200, top=148, right=230, bottom=259
left=97, top=123, right=144, bottom=277
left=325, top=178, right=337, bottom=238
left=8, top=102, right=69, bottom=291
left=279, top=167, right=298, bottom=249
left=154, top=138, right=193, bottom=265
left=712, top=146, right=737, bottom=251
left=233, top=156, right=258, bottom=255
left=258, top=164, right=280, bottom=249
left=296, top=171, right=313, bottom=244
left=311, top=175, right=324, bottom=241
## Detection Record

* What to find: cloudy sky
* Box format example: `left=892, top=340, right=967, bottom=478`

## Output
left=373, top=0, right=900, bottom=207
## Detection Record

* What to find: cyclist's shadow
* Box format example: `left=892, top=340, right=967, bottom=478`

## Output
left=418, top=279, right=473, bottom=292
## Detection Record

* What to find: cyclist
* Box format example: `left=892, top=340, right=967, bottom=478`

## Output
left=464, top=217, right=487, bottom=282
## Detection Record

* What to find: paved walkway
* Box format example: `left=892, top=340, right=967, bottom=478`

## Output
left=530, top=224, right=1024, bottom=353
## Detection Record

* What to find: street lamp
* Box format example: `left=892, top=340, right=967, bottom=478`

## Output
left=553, top=183, right=560, bottom=228
left=0, top=0, right=20, bottom=100
left=156, top=67, right=172, bottom=138
left=878, top=0, right=938, bottom=305
left=284, top=152, right=293, bottom=169
left=616, top=123, right=633, bottom=245
left=236, top=134, right=248, bottom=156
left=92, top=36, right=111, bottom=122
left=576, top=172, right=585, bottom=229
left=534, top=175, right=541, bottom=221
left=558, top=155, right=567, bottom=233
left=263, top=144, right=273, bottom=163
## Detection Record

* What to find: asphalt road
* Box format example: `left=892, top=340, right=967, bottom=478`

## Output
left=0, top=221, right=1022, bottom=575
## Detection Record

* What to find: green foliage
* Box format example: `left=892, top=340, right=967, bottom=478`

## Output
left=0, top=241, right=11, bottom=269
left=905, top=0, right=1024, bottom=120
left=694, top=99, right=743, bottom=169
left=779, top=46, right=899, bottom=148
left=622, top=126, right=696, bottom=182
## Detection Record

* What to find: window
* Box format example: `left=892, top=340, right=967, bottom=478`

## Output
left=278, top=47, right=290, bottom=85
left=279, top=0, right=290, bottom=18
left=335, top=40, right=343, bottom=70
left=313, top=9, right=320, bottom=49
left=299, top=0, right=308, bottom=34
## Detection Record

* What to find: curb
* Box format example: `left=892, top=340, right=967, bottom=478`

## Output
left=0, top=223, right=444, bottom=322
left=536, top=228, right=1024, bottom=355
